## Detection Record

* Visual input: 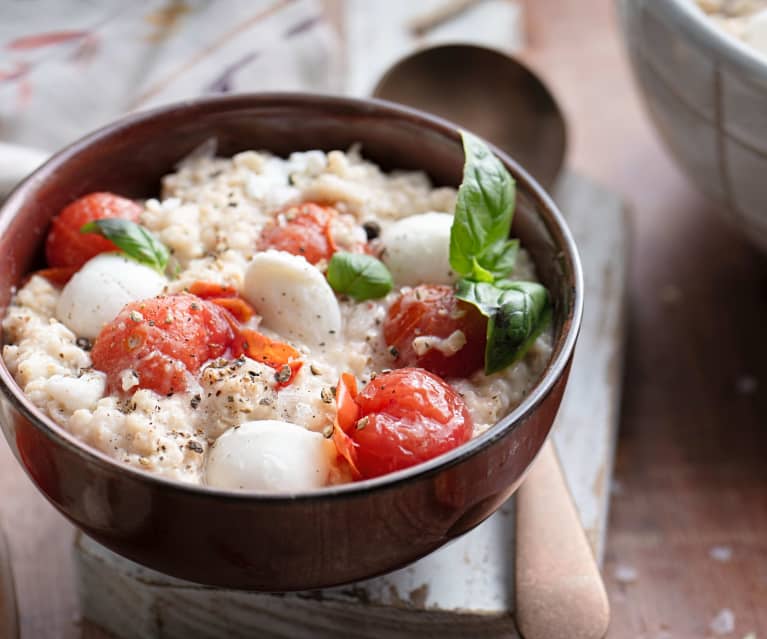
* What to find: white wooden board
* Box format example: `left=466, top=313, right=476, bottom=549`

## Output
left=74, top=170, right=629, bottom=639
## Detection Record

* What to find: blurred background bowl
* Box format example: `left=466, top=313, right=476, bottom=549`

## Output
left=617, top=0, right=767, bottom=253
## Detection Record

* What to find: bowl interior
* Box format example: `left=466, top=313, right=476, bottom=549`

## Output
left=0, top=94, right=581, bottom=495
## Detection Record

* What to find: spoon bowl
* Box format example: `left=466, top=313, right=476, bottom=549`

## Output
left=373, top=44, right=567, bottom=190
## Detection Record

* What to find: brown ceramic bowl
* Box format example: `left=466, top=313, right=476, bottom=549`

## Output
left=0, top=94, right=582, bottom=590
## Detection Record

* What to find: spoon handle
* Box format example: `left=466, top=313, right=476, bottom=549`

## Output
left=0, top=522, right=19, bottom=639
left=515, top=440, right=610, bottom=639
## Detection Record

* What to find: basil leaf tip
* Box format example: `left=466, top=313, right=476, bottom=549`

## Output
left=449, top=130, right=517, bottom=281
left=80, top=218, right=169, bottom=273
left=327, top=252, right=393, bottom=301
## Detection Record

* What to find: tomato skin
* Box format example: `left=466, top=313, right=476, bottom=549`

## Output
left=45, top=192, right=143, bottom=268
left=331, top=372, right=363, bottom=479
left=383, top=285, right=487, bottom=378
left=28, top=266, right=77, bottom=287
left=257, top=202, right=339, bottom=264
left=351, top=368, right=473, bottom=478
left=187, top=281, right=256, bottom=322
left=230, top=328, right=303, bottom=387
left=91, top=295, right=234, bottom=395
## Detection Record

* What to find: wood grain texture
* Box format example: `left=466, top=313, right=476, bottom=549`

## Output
left=552, top=171, right=629, bottom=563
left=518, top=1, right=767, bottom=637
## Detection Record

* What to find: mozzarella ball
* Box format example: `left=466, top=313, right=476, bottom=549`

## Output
left=242, top=250, right=342, bottom=349
left=56, top=254, right=167, bottom=339
left=205, top=419, right=334, bottom=492
left=380, top=212, right=455, bottom=286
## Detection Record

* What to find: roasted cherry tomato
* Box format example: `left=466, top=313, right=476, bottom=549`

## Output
left=348, top=368, right=473, bottom=479
left=28, top=266, right=77, bottom=287
left=188, top=280, right=256, bottom=323
left=45, top=192, right=143, bottom=269
left=331, top=372, right=363, bottom=479
left=383, top=284, right=487, bottom=378
left=91, top=295, right=234, bottom=396
left=257, top=202, right=339, bottom=265
left=231, top=328, right=303, bottom=387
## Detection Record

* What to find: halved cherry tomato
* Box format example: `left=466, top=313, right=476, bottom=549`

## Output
left=91, top=294, right=234, bottom=395
left=331, top=372, right=362, bottom=479
left=257, top=202, right=339, bottom=265
left=188, top=281, right=300, bottom=381
left=383, top=284, right=487, bottom=378
left=349, top=368, right=473, bottom=479
left=45, top=192, right=143, bottom=269
left=231, top=328, right=302, bottom=387
left=188, top=281, right=255, bottom=322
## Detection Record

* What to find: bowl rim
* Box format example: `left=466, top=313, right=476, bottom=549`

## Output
left=666, top=0, right=767, bottom=81
left=0, top=92, right=583, bottom=503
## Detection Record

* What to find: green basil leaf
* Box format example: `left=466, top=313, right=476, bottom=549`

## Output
left=455, top=279, right=504, bottom=316
left=327, top=251, right=393, bottom=301
left=456, top=278, right=551, bottom=374
left=80, top=218, right=169, bottom=273
left=477, top=238, right=519, bottom=280
left=469, top=257, right=495, bottom=283
left=449, top=131, right=516, bottom=279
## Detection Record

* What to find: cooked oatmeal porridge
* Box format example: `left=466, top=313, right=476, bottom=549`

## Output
left=696, top=0, right=767, bottom=54
left=2, top=136, right=553, bottom=491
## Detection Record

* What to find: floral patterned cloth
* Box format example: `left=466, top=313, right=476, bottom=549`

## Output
left=0, top=0, right=341, bottom=150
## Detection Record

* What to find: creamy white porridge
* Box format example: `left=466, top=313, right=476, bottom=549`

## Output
left=696, top=0, right=767, bottom=54
left=2, top=143, right=552, bottom=490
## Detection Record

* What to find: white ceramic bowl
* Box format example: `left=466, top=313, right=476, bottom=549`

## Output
left=618, top=0, right=767, bottom=252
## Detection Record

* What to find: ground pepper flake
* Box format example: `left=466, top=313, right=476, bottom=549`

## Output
left=275, top=364, right=292, bottom=384
left=187, top=440, right=204, bottom=454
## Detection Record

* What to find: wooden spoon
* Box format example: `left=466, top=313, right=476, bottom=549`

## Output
left=373, top=44, right=567, bottom=190
left=374, top=45, right=608, bottom=638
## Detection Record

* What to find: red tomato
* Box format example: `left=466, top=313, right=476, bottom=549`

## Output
left=230, top=328, right=303, bottom=387
left=257, top=202, right=339, bottom=265
left=383, top=285, right=487, bottom=378
left=28, top=266, right=77, bottom=287
left=349, top=368, right=473, bottom=478
left=331, top=372, right=363, bottom=479
left=45, top=192, right=143, bottom=269
left=187, top=280, right=256, bottom=323
left=91, top=295, right=234, bottom=396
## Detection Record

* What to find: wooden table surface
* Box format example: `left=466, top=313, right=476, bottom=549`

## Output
left=518, top=1, right=767, bottom=637
left=1, top=1, right=766, bottom=638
